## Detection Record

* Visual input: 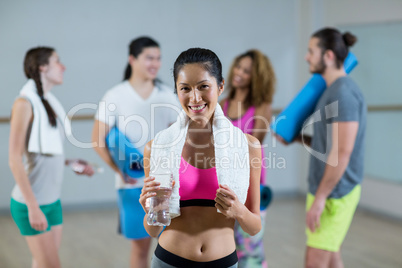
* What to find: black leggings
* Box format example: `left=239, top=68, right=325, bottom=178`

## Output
left=152, top=243, right=238, bottom=268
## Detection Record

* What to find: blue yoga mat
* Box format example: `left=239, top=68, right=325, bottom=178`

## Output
left=272, top=52, right=358, bottom=143
left=260, top=185, right=273, bottom=210
left=106, top=126, right=145, bottom=179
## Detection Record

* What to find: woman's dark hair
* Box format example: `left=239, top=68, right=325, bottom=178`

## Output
left=312, top=28, right=357, bottom=68
left=24, top=47, right=57, bottom=127
left=173, top=48, right=223, bottom=90
left=123, top=36, right=160, bottom=80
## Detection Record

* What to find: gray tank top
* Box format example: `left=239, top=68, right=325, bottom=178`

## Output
left=11, top=119, right=65, bottom=205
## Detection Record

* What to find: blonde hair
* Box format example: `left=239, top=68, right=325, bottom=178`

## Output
left=227, top=49, right=276, bottom=107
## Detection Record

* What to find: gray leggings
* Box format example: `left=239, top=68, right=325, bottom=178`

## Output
left=151, top=253, right=238, bottom=268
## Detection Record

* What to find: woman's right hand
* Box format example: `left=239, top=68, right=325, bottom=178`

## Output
left=139, top=176, right=160, bottom=213
left=28, top=207, right=48, bottom=231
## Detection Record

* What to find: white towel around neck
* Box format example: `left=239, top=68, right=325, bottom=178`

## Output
left=150, top=104, right=250, bottom=219
left=19, top=79, right=71, bottom=155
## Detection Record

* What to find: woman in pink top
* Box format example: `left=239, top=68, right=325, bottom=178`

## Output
left=220, top=49, right=276, bottom=268
left=140, top=48, right=262, bottom=268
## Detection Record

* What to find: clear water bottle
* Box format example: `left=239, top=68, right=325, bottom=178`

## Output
left=146, top=172, right=173, bottom=226
left=68, top=159, right=104, bottom=174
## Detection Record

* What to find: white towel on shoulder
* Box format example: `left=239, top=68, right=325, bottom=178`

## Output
left=19, top=79, right=71, bottom=155
left=150, top=104, right=250, bottom=219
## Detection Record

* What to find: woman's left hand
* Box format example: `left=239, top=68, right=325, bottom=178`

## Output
left=215, top=184, right=243, bottom=219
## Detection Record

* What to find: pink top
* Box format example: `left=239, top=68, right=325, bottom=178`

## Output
left=223, top=99, right=266, bottom=185
left=223, top=100, right=256, bottom=135
left=179, top=157, right=219, bottom=207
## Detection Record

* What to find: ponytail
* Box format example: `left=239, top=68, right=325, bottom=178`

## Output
left=32, top=71, right=57, bottom=127
left=24, top=47, right=58, bottom=127
left=123, top=64, right=131, bottom=81
left=342, top=32, right=357, bottom=47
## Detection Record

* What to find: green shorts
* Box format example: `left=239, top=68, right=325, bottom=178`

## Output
left=306, top=185, right=361, bottom=252
left=10, top=198, right=63, bottom=236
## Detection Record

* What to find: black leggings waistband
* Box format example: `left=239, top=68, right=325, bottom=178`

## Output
left=155, top=243, right=238, bottom=268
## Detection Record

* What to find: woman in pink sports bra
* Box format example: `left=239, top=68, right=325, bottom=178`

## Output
left=220, top=49, right=276, bottom=268
left=139, top=48, right=262, bottom=268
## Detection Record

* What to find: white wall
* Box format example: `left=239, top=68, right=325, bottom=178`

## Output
left=324, top=0, right=402, bottom=25
left=0, top=0, right=301, bottom=210
left=297, top=0, right=402, bottom=219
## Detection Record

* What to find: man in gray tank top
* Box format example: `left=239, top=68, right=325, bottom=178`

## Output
left=277, top=28, right=366, bottom=268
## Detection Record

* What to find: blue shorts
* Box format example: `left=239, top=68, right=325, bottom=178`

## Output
left=117, top=188, right=150, bottom=240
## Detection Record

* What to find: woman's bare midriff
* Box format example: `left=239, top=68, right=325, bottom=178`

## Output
left=158, top=206, right=236, bottom=262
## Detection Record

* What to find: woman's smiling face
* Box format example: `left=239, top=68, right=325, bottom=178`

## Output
left=231, top=56, right=252, bottom=89
left=176, top=63, right=224, bottom=124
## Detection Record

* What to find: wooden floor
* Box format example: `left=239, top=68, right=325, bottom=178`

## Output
left=1, top=198, right=402, bottom=268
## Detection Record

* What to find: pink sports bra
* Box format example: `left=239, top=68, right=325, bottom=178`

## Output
left=179, top=156, right=219, bottom=207
left=223, top=99, right=266, bottom=185
left=223, top=100, right=256, bottom=135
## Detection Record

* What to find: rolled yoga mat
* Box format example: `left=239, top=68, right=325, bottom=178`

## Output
left=106, top=126, right=145, bottom=179
left=260, top=185, right=273, bottom=210
left=272, top=52, right=358, bottom=143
